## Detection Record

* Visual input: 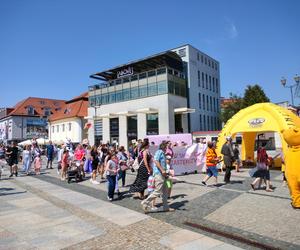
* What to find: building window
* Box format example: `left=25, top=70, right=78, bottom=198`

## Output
left=198, top=70, right=200, bottom=87
left=203, top=115, right=206, bottom=131
left=44, top=108, right=51, bottom=116
left=212, top=61, right=214, bottom=69
left=216, top=99, right=219, bottom=113
left=157, top=80, right=167, bottom=94
left=168, top=68, right=173, bottom=75
left=215, top=62, right=218, bottom=71
left=68, top=123, right=71, bottom=131
left=213, top=97, right=216, bottom=112
left=209, top=76, right=212, bottom=91
left=157, top=68, right=166, bottom=75
left=207, top=116, right=210, bottom=130
left=131, top=87, right=139, bottom=99
left=216, top=79, right=219, bottom=93
left=208, top=59, right=211, bottom=67
left=210, top=96, right=212, bottom=111
left=202, top=72, right=204, bottom=88
left=203, top=94, right=205, bottom=110
left=131, top=74, right=138, bottom=81
left=148, top=70, right=156, bottom=77
left=56, top=125, right=59, bottom=133
left=205, top=74, right=208, bottom=89
left=211, top=116, right=214, bottom=130
left=148, top=82, right=157, bottom=96
left=201, top=55, right=204, bottom=63
left=206, top=96, right=209, bottom=111
left=197, top=53, right=200, bottom=61
left=52, top=126, right=54, bottom=133
left=110, top=118, right=119, bottom=140
left=199, top=115, right=202, bottom=130
left=62, top=124, right=65, bottom=132
left=139, top=72, right=147, bottom=79
left=205, top=57, right=207, bottom=65
left=198, top=93, right=201, bottom=109
left=147, top=113, right=159, bottom=135
left=212, top=77, right=215, bottom=92
left=27, top=106, right=34, bottom=115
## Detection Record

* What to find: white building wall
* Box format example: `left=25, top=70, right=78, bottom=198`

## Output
left=88, top=94, right=187, bottom=147
left=172, top=44, right=221, bottom=132
left=49, top=118, right=83, bottom=143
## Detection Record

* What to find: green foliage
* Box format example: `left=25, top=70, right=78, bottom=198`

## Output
left=221, top=84, right=270, bottom=124
left=242, top=85, right=270, bottom=107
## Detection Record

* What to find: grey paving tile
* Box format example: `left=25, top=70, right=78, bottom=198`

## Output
left=173, top=236, right=223, bottom=250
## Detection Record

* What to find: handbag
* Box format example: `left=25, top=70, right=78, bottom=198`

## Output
left=132, top=158, right=143, bottom=170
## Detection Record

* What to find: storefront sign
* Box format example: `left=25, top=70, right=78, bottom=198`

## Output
left=248, top=118, right=265, bottom=127
left=117, top=67, right=133, bottom=78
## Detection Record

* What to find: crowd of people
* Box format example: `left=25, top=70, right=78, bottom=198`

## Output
left=0, top=135, right=282, bottom=213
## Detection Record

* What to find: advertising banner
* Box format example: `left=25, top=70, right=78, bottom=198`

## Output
left=150, top=143, right=207, bottom=175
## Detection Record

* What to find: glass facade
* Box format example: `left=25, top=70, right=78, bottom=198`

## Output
left=147, top=113, right=159, bottom=135
left=89, top=67, right=186, bottom=106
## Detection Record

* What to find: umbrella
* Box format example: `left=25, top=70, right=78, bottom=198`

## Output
left=18, top=139, right=32, bottom=146
left=36, top=138, right=50, bottom=145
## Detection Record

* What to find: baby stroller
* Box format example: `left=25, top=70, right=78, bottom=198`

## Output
left=66, top=161, right=83, bottom=183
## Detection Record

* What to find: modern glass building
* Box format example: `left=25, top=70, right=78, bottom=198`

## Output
left=87, top=51, right=194, bottom=146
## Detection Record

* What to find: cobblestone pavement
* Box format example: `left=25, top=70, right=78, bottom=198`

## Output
left=1, top=160, right=300, bottom=249
left=0, top=164, right=241, bottom=250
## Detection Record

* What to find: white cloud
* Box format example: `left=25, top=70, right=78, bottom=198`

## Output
left=225, top=17, right=238, bottom=39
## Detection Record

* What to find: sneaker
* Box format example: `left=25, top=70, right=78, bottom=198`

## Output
left=15, top=172, right=18, bottom=177
left=202, top=181, right=206, bottom=186
left=107, top=196, right=113, bottom=201
left=92, top=180, right=100, bottom=185
left=149, top=207, right=158, bottom=212
left=141, top=204, right=149, bottom=214
left=57, top=170, right=60, bottom=175
left=90, top=178, right=93, bottom=183
left=9, top=174, right=13, bottom=178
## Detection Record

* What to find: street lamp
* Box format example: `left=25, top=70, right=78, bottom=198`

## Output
left=281, top=75, right=300, bottom=106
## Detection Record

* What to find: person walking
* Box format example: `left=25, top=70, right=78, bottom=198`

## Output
left=22, top=145, right=32, bottom=175
left=90, top=145, right=99, bottom=184
left=33, top=153, right=41, bottom=175
left=202, top=141, right=219, bottom=186
left=233, top=144, right=241, bottom=172
left=6, top=142, right=19, bottom=177
left=221, top=136, right=234, bottom=183
left=61, top=148, right=69, bottom=181
left=129, top=140, right=152, bottom=199
left=250, top=143, right=273, bottom=192
left=46, top=141, right=55, bottom=169
left=141, top=141, right=174, bottom=213
left=105, top=153, right=118, bottom=201
left=117, top=146, right=129, bottom=187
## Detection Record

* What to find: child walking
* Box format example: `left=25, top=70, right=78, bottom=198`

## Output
left=34, top=153, right=41, bottom=175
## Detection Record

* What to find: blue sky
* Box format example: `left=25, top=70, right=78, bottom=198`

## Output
left=1, top=0, right=300, bottom=107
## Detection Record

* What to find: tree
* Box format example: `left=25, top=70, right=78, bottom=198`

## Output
left=220, top=93, right=243, bottom=123
left=242, top=85, right=270, bottom=108
left=221, top=84, right=270, bottom=124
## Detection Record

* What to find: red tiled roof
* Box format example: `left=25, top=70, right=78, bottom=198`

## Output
left=7, top=97, right=65, bottom=117
left=49, top=92, right=88, bottom=121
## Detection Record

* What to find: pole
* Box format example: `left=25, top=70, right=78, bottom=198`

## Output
left=290, top=86, right=294, bottom=106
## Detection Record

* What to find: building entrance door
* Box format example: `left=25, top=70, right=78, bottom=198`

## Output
left=175, top=114, right=183, bottom=133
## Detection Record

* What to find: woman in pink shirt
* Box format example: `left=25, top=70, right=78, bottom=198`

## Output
left=74, top=144, right=86, bottom=177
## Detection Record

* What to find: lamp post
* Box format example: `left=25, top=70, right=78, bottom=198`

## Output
left=281, top=75, right=300, bottom=106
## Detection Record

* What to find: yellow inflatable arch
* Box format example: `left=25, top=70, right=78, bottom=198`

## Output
left=216, top=102, right=300, bottom=162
